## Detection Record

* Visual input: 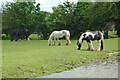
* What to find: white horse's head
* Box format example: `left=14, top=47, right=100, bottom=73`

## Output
left=48, top=37, right=52, bottom=46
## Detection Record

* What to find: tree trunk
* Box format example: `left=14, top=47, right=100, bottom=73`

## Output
left=104, top=30, right=108, bottom=39
left=115, top=19, right=120, bottom=37
left=104, top=25, right=109, bottom=39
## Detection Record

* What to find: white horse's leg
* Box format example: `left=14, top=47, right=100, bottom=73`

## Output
left=68, top=37, right=71, bottom=45
left=65, top=37, right=71, bottom=45
left=87, top=42, right=90, bottom=50
left=57, top=38, right=61, bottom=46
left=65, top=37, right=69, bottom=45
left=90, top=40, right=95, bottom=51
left=97, top=40, right=101, bottom=52
left=52, top=37, right=56, bottom=46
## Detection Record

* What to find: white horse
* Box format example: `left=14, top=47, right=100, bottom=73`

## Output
left=48, top=30, right=71, bottom=46
left=77, top=30, right=104, bottom=51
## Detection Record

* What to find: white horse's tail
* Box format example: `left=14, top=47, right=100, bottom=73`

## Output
left=62, top=30, right=71, bottom=45
left=68, top=32, right=71, bottom=44
left=67, top=31, right=71, bottom=45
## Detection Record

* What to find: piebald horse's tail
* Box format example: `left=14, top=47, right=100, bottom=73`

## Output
left=101, top=34, right=104, bottom=51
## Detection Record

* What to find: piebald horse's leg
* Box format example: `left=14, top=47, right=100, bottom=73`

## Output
left=52, top=37, right=56, bottom=46
left=25, top=37, right=30, bottom=41
left=15, top=35, right=19, bottom=41
left=57, top=38, right=61, bottom=46
left=90, top=40, right=95, bottom=51
left=87, top=42, right=90, bottom=50
left=97, top=40, right=101, bottom=52
left=11, top=35, right=14, bottom=41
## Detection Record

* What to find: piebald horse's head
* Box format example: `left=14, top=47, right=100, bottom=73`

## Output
left=77, top=40, right=82, bottom=50
left=77, top=33, right=85, bottom=50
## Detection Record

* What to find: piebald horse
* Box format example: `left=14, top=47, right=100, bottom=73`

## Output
left=77, top=30, right=104, bottom=51
left=48, top=30, right=71, bottom=46
left=11, top=29, right=30, bottom=42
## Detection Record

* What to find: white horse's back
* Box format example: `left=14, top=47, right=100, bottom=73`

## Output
left=51, top=30, right=70, bottom=38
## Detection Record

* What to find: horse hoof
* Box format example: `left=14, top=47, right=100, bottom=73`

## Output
left=87, top=48, right=90, bottom=50
left=92, top=49, right=95, bottom=51
left=58, top=44, right=61, bottom=46
left=97, top=50, right=100, bottom=52
left=65, top=43, right=68, bottom=45
left=97, top=49, right=103, bottom=52
left=58, top=43, right=61, bottom=46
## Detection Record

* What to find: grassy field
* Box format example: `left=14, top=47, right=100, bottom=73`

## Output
left=2, top=38, right=119, bottom=78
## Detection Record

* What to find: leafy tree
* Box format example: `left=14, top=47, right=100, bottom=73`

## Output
left=2, top=2, right=35, bottom=36
left=113, top=2, right=120, bottom=37
left=2, top=2, right=47, bottom=38
left=45, top=1, right=91, bottom=39
left=2, top=1, right=120, bottom=40
left=86, top=2, right=119, bottom=38
left=73, top=2, right=91, bottom=38
left=35, top=11, right=48, bottom=40
left=45, top=1, right=75, bottom=38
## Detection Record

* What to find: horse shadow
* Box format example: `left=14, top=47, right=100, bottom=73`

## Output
left=80, top=49, right=97, bottom=52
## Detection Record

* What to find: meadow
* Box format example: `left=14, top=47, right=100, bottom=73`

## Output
left=2, top=38, right=119, bottom=78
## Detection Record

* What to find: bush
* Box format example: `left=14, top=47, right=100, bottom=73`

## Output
left=2, top=34, right=10, bottom=40
left=29, top=34, right=44, bottom=40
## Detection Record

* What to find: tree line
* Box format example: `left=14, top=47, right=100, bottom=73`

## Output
left=1, top=1, right=120, bottom=40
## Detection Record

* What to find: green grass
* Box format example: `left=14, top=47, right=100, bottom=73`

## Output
left=2, top=38, right=119, bottom=78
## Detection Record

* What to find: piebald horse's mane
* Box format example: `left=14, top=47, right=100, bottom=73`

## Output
left=77, top=30, right=104, bottom=51
left=48, top=30, right=71, bottom=46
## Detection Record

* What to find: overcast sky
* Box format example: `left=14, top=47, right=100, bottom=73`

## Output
left=0, top=0, right=78, bottom=12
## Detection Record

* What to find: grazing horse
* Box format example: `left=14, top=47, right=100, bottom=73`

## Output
left=48, top=30, right=71, bottom=46
left=77, top=30, right=104, bottom=51
left=11, top=29, right=29, bottom=42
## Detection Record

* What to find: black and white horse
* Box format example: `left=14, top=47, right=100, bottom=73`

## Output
left=77, top=30, right=104, bottom=51
left=11, top=29, right=29, bottom=42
